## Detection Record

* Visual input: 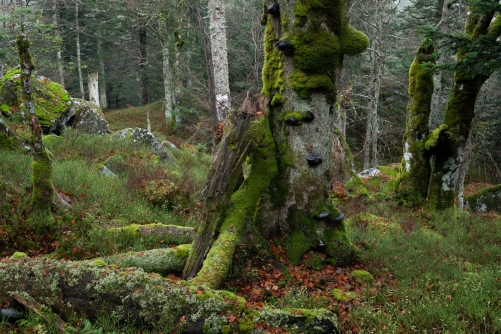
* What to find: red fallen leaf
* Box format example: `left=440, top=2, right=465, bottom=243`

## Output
left=135, top=289, right=141, bottom=294
left=71, top=247, right=80, bottom=255
left=228, top=314, right=237, bottom=322
left=136, top=252, right=144, bottom=257
left=272, top=285, right=279, bottom=291
left=295, top=310, right=304, bottom=315
left=196, top=289, right=204, bottom=294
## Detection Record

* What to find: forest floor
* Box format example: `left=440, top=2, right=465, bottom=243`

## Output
left=1, top=103, right=500, bottom=333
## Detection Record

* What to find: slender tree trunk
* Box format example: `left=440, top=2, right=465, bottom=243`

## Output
left=173, top=2, right=184, bottom=124
left=363, top=39, right=382, bottom=170
left=194, top=3, right=217, bottom=128
left=96, top=31, right=108, bottom=110
left=52, top=0, right=65, bottom=87
left=138, top=26, right=149, bottom=105
left=209, top=0, right=231, bottom=122
left=158, top=20, right=175, bottom=126
left=75, top=1, right=84, bottom=100
left=17, top=32, right=54, bottom=213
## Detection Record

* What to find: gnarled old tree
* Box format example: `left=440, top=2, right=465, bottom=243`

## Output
left=182, top=0, right=368, bottom=288
left=398, top=1, right=501, bottom=209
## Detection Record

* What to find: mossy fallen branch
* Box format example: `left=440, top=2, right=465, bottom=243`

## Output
left=0, top=257, right=339, bottom=333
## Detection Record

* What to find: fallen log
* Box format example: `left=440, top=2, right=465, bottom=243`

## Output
left=101, top=244, right=191, bottom=275
left=0, top=256, right=339, bottom=333
left=106, top=223, right=195, bottom=245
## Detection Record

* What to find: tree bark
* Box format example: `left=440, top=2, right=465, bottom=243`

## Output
left=17, top=32, right=54, bottom=213
left=96, top=31, right=108, bottom=110
left=182, top=0, right=368, bottom=289
left=138, top=25, right=149, bottom=106
left=52, top=0, right=65, bottom=87
left=427, top=7, right=498, bottom=210
left=209, top=0, right=231, bottom=122
left=194, top=3, right=218, bottom=131
left=75, top=1, right=85, bottom=100
left=0, top=257, right=339, bottom=333
left=87, top=72, right=99, bottom=107
left=397, top=40, right=435, bottom=204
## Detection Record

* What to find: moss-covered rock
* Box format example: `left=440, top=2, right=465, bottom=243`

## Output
left=0, top=118, right=22, bottom=151
left=332, top=288, right=358, bottom=301
left=465, top=184, right=501, bottom=213
left=0, top=68, right=71, bottom=132
left=114, top=127, right=175, bottom=163
left=69, top=98, right=109, bottom=135
left=350, top=270, right=374, bottom=284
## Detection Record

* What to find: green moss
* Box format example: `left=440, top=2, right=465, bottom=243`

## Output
left=0, top=132, right=19, bottom=151
left=286, top=230, right=311, bottom=265
left=293, top=29, right=340, bottom=73
left=271, top=93, right=284, bottom=107
left=350, top=270, right=374, bottom=284
left=0, top=68, right=70, bottom=127
left=238, top=316, right=255, bottom=333
left=92, top=259, right=107, bottom=267
left=174, top=244, right=192, bottom=258
left=0, top=104, right=10, bottom=114
left=332, top=288, right=358, bottom=301
left=194, top=117, right=278, bottom=288
left=339, top=25, right=370, bottom=55
left=425, top=124, right=448, bottom=150
left=10, top=251, right=27, bottom=259
left=290, top=70, right=334, bottom=100
left=31, top=148, right=54, bottom=213
left=323, top=223, right=352, bottom=265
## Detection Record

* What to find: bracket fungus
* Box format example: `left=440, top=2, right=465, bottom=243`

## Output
left=275, top=40, right=294, bottom=56
left=306, top=153, right=323, bottom=166
left=315, top=210, right=329, bottom=219
left=285, top=116, right=302, bottom=125
left=267, top=2, right=280, bottom=17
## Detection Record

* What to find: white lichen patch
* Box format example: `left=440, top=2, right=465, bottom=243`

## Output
left=403, top=141, right=413, bottom=172
left=441, top=157, right=460, bottom=191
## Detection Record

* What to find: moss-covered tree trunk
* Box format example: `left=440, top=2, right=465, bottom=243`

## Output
left=182, top=0, right=368, bottom=289
left=397, top=40, right=435, bottom=204
left=426, top=8, right=499, bottom=210
left=17, top=32, right=54, bottom=213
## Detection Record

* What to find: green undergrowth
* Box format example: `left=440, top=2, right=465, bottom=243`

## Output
left=343, top=201, right=501, bottom=332
left=0, top=128, right=210, bottom=259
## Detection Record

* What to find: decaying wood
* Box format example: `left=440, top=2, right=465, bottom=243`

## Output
left=106, top=223, right=196, bottom=245
left=11, top=293, right=66, bottom=334
left=182, top=111, right=253, bottom=280
left=0, top=257, right=339, bottom=333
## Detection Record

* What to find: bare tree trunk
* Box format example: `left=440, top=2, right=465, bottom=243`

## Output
left=87, top=72, right=99, bottom=107
left=52, top=0, right=65, bottom=87
left=209, top=0, right=231, bottom=122
left=457, top=130, right=473, bottom=210
left=75, top=1, right=84, bottom=100
left=96, top=31, right=108, bottom=110
left=363, top=39, right=382, bottom=169
left=173, top=2, right=184, bottom=124
left=158, top=21, right=175, bottom=126
left=194, top=3, right=217, bottom=129
left=138, top=26, right=149, bottom=105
